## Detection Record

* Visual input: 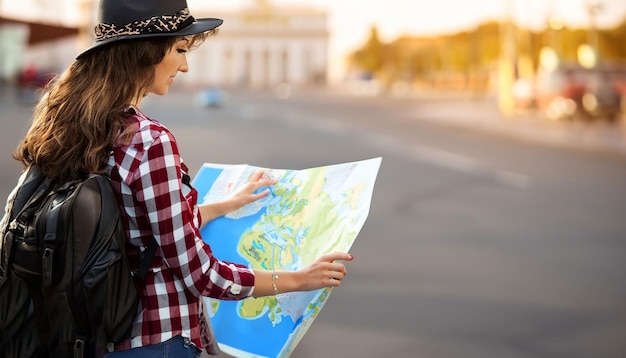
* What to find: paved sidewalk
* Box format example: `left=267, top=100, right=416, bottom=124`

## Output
left=321, top=84, right=626, bottom=155
left=410, top=96, right=626, bottom=155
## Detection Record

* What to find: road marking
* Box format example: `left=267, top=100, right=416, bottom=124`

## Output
left=369, top=135, right=534, bottom=189
left=494, top=170, right=534, bottom=190
left=410, top=145, right=481, bottom=173
left=269, top=108, right=534, bottom=190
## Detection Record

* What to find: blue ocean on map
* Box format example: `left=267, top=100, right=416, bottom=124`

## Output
left=202, top=217, right=298, bottom=357
left=194, top=166, right=299, bottom=357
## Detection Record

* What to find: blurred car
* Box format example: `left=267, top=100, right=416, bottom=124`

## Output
left=16, top=65, right=57, bottom=104
left=535, top=63, right=624, bottom=122
left=581, top=68, right=622, bottom=121
left=195, top=87, right=227, bottom=108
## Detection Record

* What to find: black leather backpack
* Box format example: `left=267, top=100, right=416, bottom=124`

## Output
left=0, top=166, right=156, bottom=358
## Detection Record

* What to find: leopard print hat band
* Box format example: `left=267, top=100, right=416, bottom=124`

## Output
left=94, top=8, right=194, bottom=42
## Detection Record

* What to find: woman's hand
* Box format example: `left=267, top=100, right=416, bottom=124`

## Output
left=228, top=170, right=277, bottom=211
left=199, top=170, right=276, bottom=224
left=296, top=252, right=353, bottom=291
left=252, top=252, right=354, bottom=297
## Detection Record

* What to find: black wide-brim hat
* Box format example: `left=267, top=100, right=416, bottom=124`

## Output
left=77, top=0, right=222, bottom=58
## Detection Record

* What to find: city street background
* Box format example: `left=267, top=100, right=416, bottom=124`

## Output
left=2, top=83, right=625, bottom=357
left=2, top=1, right=626, bottom=356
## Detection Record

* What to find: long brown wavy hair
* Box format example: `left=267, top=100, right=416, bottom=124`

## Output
left=13, top=32, right=210, bottom=183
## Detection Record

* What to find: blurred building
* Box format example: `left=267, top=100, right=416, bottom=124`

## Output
left=0, top=19, right=29, bottom=82
left=189, top=2, right=329, bottom=88
left=0, top=0, right=86, bottom=82
left=0, top=0, right=329, bottom=88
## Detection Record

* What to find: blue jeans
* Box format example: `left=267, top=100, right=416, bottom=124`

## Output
left=104, top=336, right=202, bottom=358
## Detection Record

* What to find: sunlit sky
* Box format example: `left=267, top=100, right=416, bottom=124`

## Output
left=190, top=0, right=626, bottom=51
left=188, top=0, right=626, bottom=78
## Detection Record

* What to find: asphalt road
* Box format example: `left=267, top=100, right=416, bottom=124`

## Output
left=1, top=85, right=625, bottom=358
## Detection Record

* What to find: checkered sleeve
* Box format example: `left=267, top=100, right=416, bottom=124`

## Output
left=131, top=127, right=255, bottom=299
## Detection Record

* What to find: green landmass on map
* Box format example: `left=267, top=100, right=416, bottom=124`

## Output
left=236, top=167, right=360, bottom=324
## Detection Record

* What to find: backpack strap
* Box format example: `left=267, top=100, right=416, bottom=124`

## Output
left=136, top=239, right=158, bottom=281
left=41, top=182, right=74, bottom=285
left=10, top=166, right=47, bottom=221
left=67, top=175, right=157, bottom=356
left=63, top=176, right=114, bottom=358
left=93, top=176, right=158, bottom=281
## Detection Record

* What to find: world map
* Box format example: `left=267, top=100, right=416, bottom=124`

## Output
left=192, top=158, right=381, bottom=357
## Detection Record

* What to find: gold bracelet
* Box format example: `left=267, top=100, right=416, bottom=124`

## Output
left=271, top=271, right=279, bottom=295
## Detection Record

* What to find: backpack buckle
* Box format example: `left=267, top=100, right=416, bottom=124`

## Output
left=73, top=338, right=85, bottom=358
left=42, top=247, right=54, bottom=283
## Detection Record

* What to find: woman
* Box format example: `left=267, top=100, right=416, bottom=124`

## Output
left=12, top=0, right=352, bottom=356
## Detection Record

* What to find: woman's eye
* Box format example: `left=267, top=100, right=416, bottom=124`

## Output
left=177, top=48, right=188, bottom=54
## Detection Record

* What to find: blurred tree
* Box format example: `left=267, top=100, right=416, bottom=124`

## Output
left=602, top=19, right=626, bottom=59
left=348, top=16, right=626, bottom=92
left=351, top=26, right=385, bottom=75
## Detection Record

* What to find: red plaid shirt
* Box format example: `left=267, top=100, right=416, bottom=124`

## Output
left=105, top=108, right=255, bottom=351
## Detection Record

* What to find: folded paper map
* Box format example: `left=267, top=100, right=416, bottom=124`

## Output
left=193, top=157, right=382, bottom=358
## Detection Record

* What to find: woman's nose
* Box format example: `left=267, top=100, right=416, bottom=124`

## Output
left=179, top=57, right=189, bottom=73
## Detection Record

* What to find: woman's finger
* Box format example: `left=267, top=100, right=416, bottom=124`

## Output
left=248, top=170, right=265, bottom=182
left=317, top=252, right=353, bottom=263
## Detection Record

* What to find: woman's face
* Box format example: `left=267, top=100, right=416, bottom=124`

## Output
left=149, top=38, right=190, bottom=95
